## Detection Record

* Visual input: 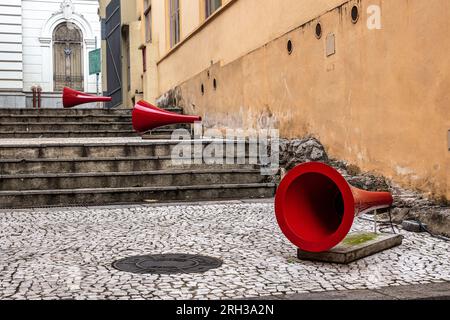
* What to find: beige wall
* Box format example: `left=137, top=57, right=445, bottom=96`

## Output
left=134, top=0, right=160, bottom=104
left=145, top=0, right=449, bottom=201
left=156, top=0, right=348, bottom=92
left=127, top=20, right=144, bottom=104
left=120, top=0, right=140, bottom=107
left=180, top=0, right=200, bottom=39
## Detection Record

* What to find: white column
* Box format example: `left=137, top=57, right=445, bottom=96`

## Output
left=0, top=0, right=23, bottom=91
left=85, top=38, right=96, bottom=93
left=39, top=37, right=52, bottom=92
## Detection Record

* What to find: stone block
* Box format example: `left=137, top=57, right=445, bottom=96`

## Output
left=297, top=232, right=404, bottom=264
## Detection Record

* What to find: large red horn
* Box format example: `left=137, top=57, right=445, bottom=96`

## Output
left=63, top=87, right=112, bottom=108
left=275, top=162, right=393, bottom=253
left=132, top=100, right=202, bottom=133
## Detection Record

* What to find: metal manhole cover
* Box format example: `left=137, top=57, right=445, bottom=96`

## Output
left=112, top=254, right=223, bottom=275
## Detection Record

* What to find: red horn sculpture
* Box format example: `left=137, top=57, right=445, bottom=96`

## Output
left=132, top=100, right=202, bottom=133
left=275, top=162, right=393, bottom=253
left=63, top=87, right=112, bottom=108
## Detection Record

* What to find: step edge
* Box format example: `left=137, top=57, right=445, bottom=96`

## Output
left=0, top=168, right=265, bottom=179
left=0, top=183, right=277, bottom=195
left=0, top=139, right=258, bottom=148
left=0, top=156, right=260, bottom=163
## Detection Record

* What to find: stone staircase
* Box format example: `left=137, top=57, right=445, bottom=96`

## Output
left=0, top=108, right=275, bottom=208
left=0, top=107, right=184, bottom=138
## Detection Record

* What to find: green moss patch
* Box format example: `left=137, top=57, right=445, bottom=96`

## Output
left=343, top=233, right=378, bottom=246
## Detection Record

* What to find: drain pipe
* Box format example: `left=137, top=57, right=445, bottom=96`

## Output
left=31, top=86, right=37, bottom=109
left=37, top=86, right=42, bottom=109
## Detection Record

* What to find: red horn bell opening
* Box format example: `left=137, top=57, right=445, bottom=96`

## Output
left=132, top=100, right=202, bottom=134
left=63, top=87, right=112, bottom=108
left=275, top=162, right=393, bottom=253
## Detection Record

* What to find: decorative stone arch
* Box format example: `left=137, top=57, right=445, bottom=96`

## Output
left=38, top=4, right=96, bottom=92
left=40, top=12, right=95, bottom=42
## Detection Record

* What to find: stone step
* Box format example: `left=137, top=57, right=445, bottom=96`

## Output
left=141, top=126, right=192, bottom=139
left=0, top=169, right=267, bottom=191
left=142, top=135, right=178, bottom=140
left=0, top=130, right=138, bottom=138
left=142, top=131, right=193, bottom=140
left=0, top=108, right=132, bottom=116
left=0, top=115, right=132, bottom=123
left=0, top=156, right=259, bottom=175
left=0, top=122, right=133, bottom=132
left=0, top=107, right=183, bottom=116
left=0, top=183, right=276, bottom=209
left=0, top=140, right=257, bottom=160
left=146, top=124, right=191, bottom=131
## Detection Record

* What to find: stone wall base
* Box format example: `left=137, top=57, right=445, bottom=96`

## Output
left=0, top=92, right=26, bottom=108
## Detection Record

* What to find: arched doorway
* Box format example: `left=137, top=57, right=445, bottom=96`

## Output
left=53, top=22, right=84, bottom=91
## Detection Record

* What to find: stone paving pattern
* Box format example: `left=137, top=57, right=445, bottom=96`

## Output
left=0, top=201, right=448, bottom=300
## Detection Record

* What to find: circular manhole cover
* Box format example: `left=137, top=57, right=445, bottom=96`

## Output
left=112, top=254, right=223, bottom=275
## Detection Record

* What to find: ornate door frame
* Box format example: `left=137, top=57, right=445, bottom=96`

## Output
left=39, top=5, right=96, bottom=93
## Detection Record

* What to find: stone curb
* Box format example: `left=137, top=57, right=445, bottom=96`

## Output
left=251, top=282, right=450, bottom=300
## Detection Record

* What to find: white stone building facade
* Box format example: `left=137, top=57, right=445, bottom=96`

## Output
left=0, top=0, right=101, bottom=108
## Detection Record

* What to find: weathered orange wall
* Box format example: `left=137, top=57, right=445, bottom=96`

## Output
left=156, top=0, right=450, bottom=200
left=156, top=0, right=348, bottom=92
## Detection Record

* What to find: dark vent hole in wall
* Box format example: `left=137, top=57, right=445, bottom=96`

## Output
left=315, top=23, right=322, bottom=39
left=351, top=6, right=359, bottom=23
left=287, top=39, right=293, bottom=54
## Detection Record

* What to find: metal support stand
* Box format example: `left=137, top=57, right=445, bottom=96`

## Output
left=95, top=36, right=100, bottom=108
left=374, top=209, right=378, bottom=234
left=96, top=73, right=100, bottom=96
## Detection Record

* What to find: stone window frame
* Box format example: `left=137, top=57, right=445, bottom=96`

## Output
left=169, top=0, right=180, bottom=48
left=144, top=0, right=152, bottom=43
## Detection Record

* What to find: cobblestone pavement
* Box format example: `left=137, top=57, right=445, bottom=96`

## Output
left=0, top=201, right=449, bottom=300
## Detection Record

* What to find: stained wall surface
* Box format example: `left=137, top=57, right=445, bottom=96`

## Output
left=135, top=0, right=450, bottom=200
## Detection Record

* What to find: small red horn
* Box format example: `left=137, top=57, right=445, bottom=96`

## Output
left=132, top=100, right=202, bottom=133
left=63, top=87, right=112, bottom=108
left=275, top=162, right=393, bottom=253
